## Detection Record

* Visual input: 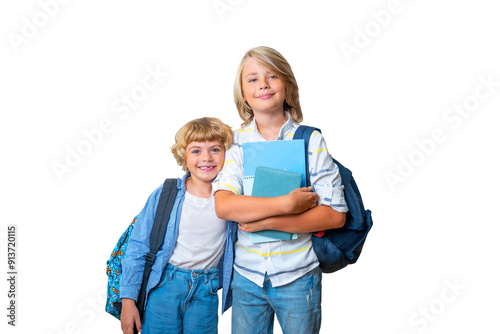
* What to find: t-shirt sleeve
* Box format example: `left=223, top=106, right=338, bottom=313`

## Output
left=212, top=143, right=244, bottom=196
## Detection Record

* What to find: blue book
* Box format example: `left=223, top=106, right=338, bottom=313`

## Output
left=242, top=140, right=307, bottom=188
left=248, top=166, right=302, bottom=243
left=252, top=166, right=302, bottom=197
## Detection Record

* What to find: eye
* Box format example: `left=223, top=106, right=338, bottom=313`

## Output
left=270, top=75, right=278, bottom=79
left=248, top=78, right=257, bottom=83
left=191, top=149, right=200, bottom=154
left=211, top=147, right=221, bottom=153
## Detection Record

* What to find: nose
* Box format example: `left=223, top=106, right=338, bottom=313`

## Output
left=260, top=77, right=269, bottom=90
left=201, top=151, right=213, bottom=161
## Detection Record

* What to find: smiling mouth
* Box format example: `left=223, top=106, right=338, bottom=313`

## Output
left=198, top=166, right=216, bottom=171
left=258, top=93, right=274, bottom=99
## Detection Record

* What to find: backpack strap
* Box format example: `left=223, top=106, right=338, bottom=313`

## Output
left=135, top=178, right=178, bottom=321
left=293, top=126, right=322, bottom=187
left=148, top=178, right=178, bottom=257
left=294, top=126, right=326, bottom=237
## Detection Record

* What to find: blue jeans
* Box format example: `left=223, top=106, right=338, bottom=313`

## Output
left=142, top=264, right=219, bottom=334
left=231, top=267, right=322, bottom=334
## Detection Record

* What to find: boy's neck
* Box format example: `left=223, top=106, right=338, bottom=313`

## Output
left=254, top=111, right=288, bottom=141
left=185, top=177, right=213, bottom=198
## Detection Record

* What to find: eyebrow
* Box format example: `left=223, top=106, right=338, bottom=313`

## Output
left=244, top=70, right=274, bottom=78
left=188, top=144, right=223, bottom=149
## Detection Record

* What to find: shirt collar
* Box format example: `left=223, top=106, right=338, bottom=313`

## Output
left=178, top=173, right=189, bottom=193
left=249, top=112, right=295, bottom=140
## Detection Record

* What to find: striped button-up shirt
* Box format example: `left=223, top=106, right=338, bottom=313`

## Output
left=213, top=114, right=348, bottom=287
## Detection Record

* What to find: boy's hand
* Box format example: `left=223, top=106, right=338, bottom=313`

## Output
left=285, top=187, right=318, bottom=214
left=121, top=298, right=142, bottom=334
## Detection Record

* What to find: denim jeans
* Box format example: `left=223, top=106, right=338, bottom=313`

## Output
left=142, top=264, right=219, bottom=334
left=231, top=267, right=322, bottom=334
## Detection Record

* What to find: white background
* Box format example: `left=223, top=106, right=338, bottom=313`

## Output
left=1, top=0, right=499, bottom=333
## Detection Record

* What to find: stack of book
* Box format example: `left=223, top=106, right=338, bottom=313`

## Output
left=242, top=140, right=307, bottom=243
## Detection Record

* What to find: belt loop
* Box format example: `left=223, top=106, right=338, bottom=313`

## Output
left=168, top=264, right=177, bottom=280
left=204, top=270, right=209, bottom=284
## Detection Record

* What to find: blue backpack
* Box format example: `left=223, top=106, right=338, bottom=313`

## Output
left=105, top=178, right=178, bottom=325
left=293, top=126, right=373, bottom=273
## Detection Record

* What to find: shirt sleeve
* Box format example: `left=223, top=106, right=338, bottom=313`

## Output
left=120, top=185, right=163, bottom=301
left=307, top=131, right=348, bottom=213
left=212, top=143, right=244, bottom=196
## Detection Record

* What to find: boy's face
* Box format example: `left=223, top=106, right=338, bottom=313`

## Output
left=241, top=58, right=286, bottom=116
left=184, top=140, right=225, bottom=185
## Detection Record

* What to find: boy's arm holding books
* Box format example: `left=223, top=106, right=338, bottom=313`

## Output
left=214, top=187, right=318, bottom=223
left=214, top=143, right=318, bottom=223
left=214, top=136, right=346, bottom=232
left=237, top=204, right=345, bottom=233
left=238, top=133, right=349, bottom=233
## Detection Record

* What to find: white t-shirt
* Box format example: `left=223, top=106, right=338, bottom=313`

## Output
left=168, top=191, right=227, bottom=270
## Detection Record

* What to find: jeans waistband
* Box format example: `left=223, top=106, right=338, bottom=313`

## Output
left=165, top=263, right=218, bottom=282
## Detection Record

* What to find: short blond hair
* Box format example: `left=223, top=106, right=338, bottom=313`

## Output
left=234, top=46, right=303, bottom=127
left=171, top=117, right=233, bottom=172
